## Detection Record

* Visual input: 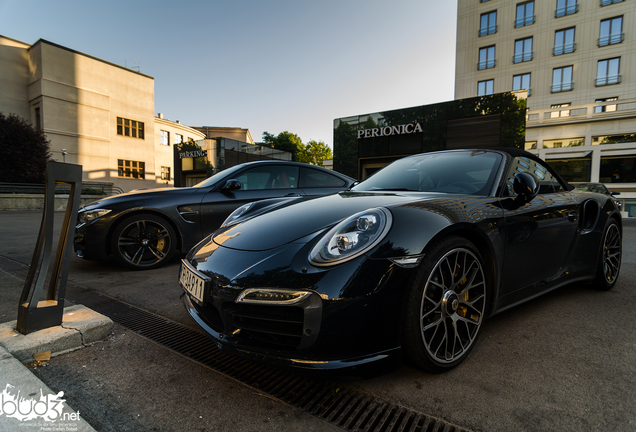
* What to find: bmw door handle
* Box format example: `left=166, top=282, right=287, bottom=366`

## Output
left=285, top=193, right=302, bottom=197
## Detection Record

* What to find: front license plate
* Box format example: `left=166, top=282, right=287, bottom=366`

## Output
left=180, top=260, right=209, bottom=304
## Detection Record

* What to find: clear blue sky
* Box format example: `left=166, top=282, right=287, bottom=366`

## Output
left=1, top=0, right=458, bottom=148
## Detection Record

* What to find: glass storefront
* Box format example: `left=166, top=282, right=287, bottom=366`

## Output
left=333, top=93, right=527, bottom=179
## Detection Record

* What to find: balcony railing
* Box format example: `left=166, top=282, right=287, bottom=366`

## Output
left=478, top=25, right=497, bottom=37
left=514, top=16, right=535, bottom=28
left=596, top=74, right=622, bottom=86
left=598, top=33, right=624, bottom=47
left=513, top=52, right=533, bottom=63
left=477, top=59, right=496, bottom=70
left=601, top=0, right=624, bottom=6
left=526, top=97, right=636, bottom=126
left=555, top=4, right=578, bottom=17
left=551, top=82, right=574, bottom=93
left=553, top=43, right=576, bottom=55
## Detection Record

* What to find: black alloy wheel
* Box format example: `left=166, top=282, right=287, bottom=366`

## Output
left=592, top=218, right=621, bottom=290
left=403, top=236, right=487, bottom=372
left=111, top=214, right=177, bottom=270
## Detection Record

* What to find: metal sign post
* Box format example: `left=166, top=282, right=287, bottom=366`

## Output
left=16, top=161, right=82, bottom=334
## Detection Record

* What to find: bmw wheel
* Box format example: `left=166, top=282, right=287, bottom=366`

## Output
left=111, top=214, right=177, bottom=270
left=403, top=236, right=487, bottom=373
left=592, top=218, right=621, bottom=291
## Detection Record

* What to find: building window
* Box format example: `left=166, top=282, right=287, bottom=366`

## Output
left=515, top=2, right=535, bottom=27
left=478, top=46, right=496, bottom=70
left=161, top=166, right=171, bottom=181
left=599, top=17, right=623, bottom=46
left=34, top=107, right=41, bottom=130
left=594, top=97, right=618, bottom=113
left=601, top=0, right=624, bottom=6
left=118, top=159, right=146, bottom=179
left=556, top=0, right=578, bottom=17
left=478, top=79, right=494, bottom=96
left=552, top=66, right=573, bottom=92
left=160, top=130, right=170, bottom=146
left=596, top=58, right=621, bottom=86
left=479, top=11, right=497, bottom=36
left=600, top=156, right=636, bottom=183
left=513, top=73, right=531, bottom=95
left=513, top=37, right=533, bottom=63
left=547, top=158, right=591, bottom=183
left=594, top=133, right=636, bottom=144
left=543, top=137, right=583, bottom=148
left=554, top=28, right=576, bottom=55
left=175, top=134, right=183, bottom=144
left=549, top=103, right=572, bottom=118
left=116, top=117, right=145, bottom=139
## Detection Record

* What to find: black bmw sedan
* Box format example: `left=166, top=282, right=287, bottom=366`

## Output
left=180, top=148, right=622, bottom=373
left=74, top=160, right=354, bottom=270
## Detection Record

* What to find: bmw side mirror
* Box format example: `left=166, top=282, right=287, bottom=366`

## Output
left=221, top=179, right=241, bottom=191
left=611, top=191, right=620, bottom=196
left=513, top=172, right=539, bottom=203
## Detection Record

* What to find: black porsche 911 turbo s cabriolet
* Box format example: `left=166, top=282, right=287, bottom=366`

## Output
left=179, top=148, right=622, bottom=373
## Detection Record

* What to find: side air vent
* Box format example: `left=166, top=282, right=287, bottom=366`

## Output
left=579, top=199, right=600, bottom=233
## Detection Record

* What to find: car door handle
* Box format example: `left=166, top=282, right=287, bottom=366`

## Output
left=285, top=193, right=302, bottom=197
left=567, top=210, right=577, bottom=222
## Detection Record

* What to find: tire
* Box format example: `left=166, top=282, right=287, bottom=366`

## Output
left=591, top=218, right=621, bottom=291
left=402, top=236, right=487, bottom=373
left=110, top=214, right=177, bottom=270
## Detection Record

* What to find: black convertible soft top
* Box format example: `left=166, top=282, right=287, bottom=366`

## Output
left=474, top=147, right=575, bottom=192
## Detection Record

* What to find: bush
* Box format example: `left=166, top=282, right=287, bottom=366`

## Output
left=0, top=112, right=51, bottom=183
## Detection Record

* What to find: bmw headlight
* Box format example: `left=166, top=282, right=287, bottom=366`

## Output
left=309, top=208, right=392, bottom=266
left=221, top=202, right=254, bottom=228
left=77, top=209, right=111, bottom=225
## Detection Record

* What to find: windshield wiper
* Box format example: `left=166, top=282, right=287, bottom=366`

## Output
left=372, top=188, right=413, bottom=191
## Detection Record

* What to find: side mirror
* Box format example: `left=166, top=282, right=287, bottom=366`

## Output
left=611, top=191, right=621, bottom=196
left=221, top=179, right=241, bottom=192
left=513, top=172, right=539, bottom=203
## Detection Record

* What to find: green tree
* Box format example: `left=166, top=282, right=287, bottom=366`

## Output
left=297, top=140, right=333, bottom=167
left=262, top=131, right=304, bottom=161
left=0, top=112, right=51, bottom=183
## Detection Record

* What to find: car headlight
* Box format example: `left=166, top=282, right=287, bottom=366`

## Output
left=309, top=207, right=392, bottom=266
left=78, top=209, right=111, bottom=225
left=221, top=202, right=254, bottom=228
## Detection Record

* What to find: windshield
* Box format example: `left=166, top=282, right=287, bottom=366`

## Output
left=191, top=164, right=245, bottom=188
left=352, top=150, right=503, bottom=196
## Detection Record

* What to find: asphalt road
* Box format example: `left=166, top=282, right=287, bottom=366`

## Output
left=1, top=210, right=635, bottom=432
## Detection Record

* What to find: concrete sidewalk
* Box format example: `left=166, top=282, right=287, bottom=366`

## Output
left=0, top=304, right=113, bottom=431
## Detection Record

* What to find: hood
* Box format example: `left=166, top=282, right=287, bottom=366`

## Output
left=212, top=191, right=432, bottom=251
left=82, top=187, right=196, bottom=208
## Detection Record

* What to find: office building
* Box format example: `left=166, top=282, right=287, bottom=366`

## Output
left=455, top=0, right=636, bottom=215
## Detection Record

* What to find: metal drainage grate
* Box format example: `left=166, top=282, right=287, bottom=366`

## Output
left=0, top=256, right=473, bottom=432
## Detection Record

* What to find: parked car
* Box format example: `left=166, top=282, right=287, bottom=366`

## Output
left=74, top=161, right=355, bottom=270
left=574, top=182, right=619, bottom=196
left=575, top=182, right=621, bottom=208
left=180, top=148, right=622, bottom=374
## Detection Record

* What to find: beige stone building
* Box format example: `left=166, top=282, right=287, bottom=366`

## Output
left=0, top=36, right=206, bottom=192
left=455, top=0, right=636, bottom=216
